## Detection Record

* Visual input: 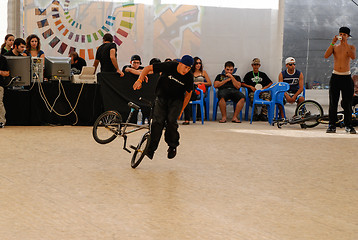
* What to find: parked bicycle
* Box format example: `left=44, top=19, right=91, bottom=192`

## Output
left=92, top=98, right=152, bottom=168
left=274, top=100, right=358, bottom=129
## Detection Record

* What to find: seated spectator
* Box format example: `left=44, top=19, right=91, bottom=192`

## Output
left=122, top=54, right=144, bottom=76
left=70, top=51, right=87, bottom=74
left=214, top=61, right=245, bottom=123
left=183, top=56, right=212, bottom=125
left=164, top=58, right=172, bottom=62
left=242, top=58, right=272, bottom=121
left=0, top=55, right=10, bottom=128
left=4, top=38, right=26, bottom=56
left=149, top=58, right=161, bottom=65
left=1, top=34, right=14, bottom=55
left=278, top=57, right=305, bottom=118
left=23, top=34, right=45, bottom=59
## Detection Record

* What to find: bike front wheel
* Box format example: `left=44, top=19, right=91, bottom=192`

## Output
left=295, top=100, right=324, bottom=128
left=93, top=111, right=122, bottom=144
left=131, top=132, right=151, bottom=169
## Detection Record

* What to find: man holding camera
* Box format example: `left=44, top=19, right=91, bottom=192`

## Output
left=324, top=26, right=356, bottom=134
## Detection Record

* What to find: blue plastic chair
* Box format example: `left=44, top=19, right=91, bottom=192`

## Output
left=250, top=82, right=289, bottom=125
left=243, top=87, right=251, bottom=121
left=212, top=87, right=243, bottom=121
left=204, top=86, right=211, bottom=120
left=189, top=88, right=205, bottom=124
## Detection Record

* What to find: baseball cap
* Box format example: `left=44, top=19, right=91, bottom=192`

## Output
left=252, top=58, right=261, bottom=65
left=339, top=26, right=352, bottom=37
left=131, top=54, right=141, bottom=64
left=179, top=55, right=194, bottom=67
left=285, top=57, right=296, bottom=65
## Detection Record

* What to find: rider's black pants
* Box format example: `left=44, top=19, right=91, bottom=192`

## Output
left=329, top=74, right=354, bottom=127
left=148, top=97, right=183, bottom=152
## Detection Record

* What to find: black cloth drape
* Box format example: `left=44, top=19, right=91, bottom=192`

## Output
left=97, top=72, right=159, bottom=122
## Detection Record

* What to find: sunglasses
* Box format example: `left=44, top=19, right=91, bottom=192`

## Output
left=288, top=63, right=295, bottom=66
left=195, top=62, right=202, bottom=65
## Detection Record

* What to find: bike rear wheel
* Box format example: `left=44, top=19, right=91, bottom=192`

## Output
left=131, top=132, right=151, bottom=169
left=93, top=111, right=122, bottom=144
left=295, top=100, right=323, bottom=128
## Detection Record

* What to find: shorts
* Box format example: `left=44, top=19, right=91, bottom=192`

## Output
left=217, top=88, right=245, bottom=103
left=283, top=92, right=303, bottom=104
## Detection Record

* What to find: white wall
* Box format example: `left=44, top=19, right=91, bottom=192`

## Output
left=0, top=0, right=8, bottom=39
left=9, top=1, right=284, bottom=82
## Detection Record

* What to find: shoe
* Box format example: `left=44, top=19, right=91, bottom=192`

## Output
left=182, top=121, right=190, bottom=125
left=167, top=147, right=177, bottom=159
left=259, top=114, right=268, bottom=122
left=0, top=122, right=4, bottom=128
left=146, top=150, right=154, bottom=160
left=345, top=126, right=356, bottom=134
left=326, top=125, right=336, bottom=133
left=252, top=114, right=260, bottom=121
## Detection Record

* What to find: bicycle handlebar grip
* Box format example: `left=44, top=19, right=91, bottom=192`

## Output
left=128, top=102, right=140, bottom=110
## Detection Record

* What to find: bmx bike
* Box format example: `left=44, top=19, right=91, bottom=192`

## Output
left=273, top=100, right=324, bottom=129
left=273, top=100, right=358, bottom=129
left=92, top=98, right=152, bottom=168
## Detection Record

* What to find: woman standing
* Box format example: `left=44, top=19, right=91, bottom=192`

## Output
left=1, top=34, right=15, bottom=55
left=182, top=57, right=212, bottom=124
left=23, top=34, right=45, bottom=59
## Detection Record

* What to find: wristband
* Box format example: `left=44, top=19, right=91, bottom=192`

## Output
left=138, top=79, right=143, bottom=83
left=331, top=43, right=335, bottom=46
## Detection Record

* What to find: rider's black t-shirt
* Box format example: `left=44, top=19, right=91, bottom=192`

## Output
left=153, top=61, right=193, bottom=100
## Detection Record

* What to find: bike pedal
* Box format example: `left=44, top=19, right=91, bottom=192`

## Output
left=130, top=145, right=137, bottom=150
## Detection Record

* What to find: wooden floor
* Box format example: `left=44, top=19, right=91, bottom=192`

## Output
left=1, top=122, right=357, bottom=240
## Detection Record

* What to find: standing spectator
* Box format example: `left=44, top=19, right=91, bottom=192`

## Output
left=242, top=58, right=273, bottom=121
left=0, top=55, right=10, bottom=128
left=1, top=34, right=15, bottom=55
left=4, top=38, right=26, bottom=56
left=324, top=26, right=356, bottom=134
left=70, top=51, right=87, bottom=74
left=23, top=34, right=45, bottom=59
left=214, top=61, right=245, bottom=123
left=183, top=56, right=212, bottom=125
left=93, top=33, right=124, bottom=76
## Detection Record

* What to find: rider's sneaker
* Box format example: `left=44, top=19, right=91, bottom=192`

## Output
left=326, top=125, right=336, bottom=133
left=345, top=126, right=356, bottom=134
left=0, top=122, right=4, bottom=128
left=167, top=147, right=177, bottom=159
left=146, top=150, right=155, bottom=160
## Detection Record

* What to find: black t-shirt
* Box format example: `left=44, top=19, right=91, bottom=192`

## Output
left=71, top=57, right=87, bottom=74
left=4, top=50, right=21, bottom=56
left=95, top=42, right=117, bottom=72
left=243, top=71, right=272, bottom=93
left=0, top=55, right=10, bottom=87
left=214, top=74, right=241, bottom=90
left=153, top=61, right=193, bottom=100
left=1, top=47, right=10, bottom=55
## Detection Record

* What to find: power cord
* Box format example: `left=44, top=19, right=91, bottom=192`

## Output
left=36, top=75, right=85, bottom=125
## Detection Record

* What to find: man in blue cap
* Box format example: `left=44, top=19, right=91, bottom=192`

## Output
left=324, top=26, right=356, bottom=134
left=133, top=55, right=194, bottom=159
